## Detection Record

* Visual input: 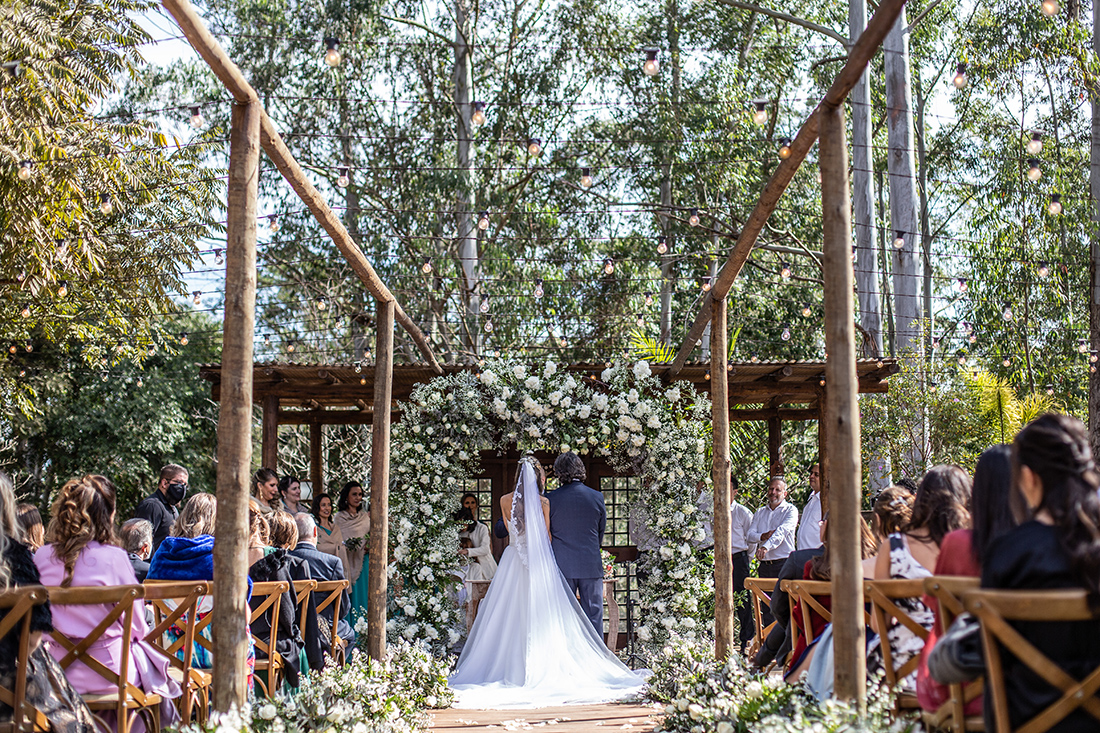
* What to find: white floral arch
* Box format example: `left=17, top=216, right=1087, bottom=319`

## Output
left=387, top=358, right=715, bottom=657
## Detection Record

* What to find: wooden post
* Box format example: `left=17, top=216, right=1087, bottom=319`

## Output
left=818, top=393, right=830, bottom=513
left=711, top=297, right=734, bottom=660
left=767, top=414, right=782, bottom=477
left=820, top=103, right=866, bottom=707
left=261, top=394, right=279, bottom=471
left=310, top=422, right=323, bottom=496
left=368, top=299, right=395, bottom=660
left=211, top=100, right=260, bottom=712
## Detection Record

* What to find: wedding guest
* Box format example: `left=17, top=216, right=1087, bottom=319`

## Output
left=132, top=463, right=188, bottom=554
left=865, top=485, right=914, bottom=577
left=311, top=492, right=349, bottom=573
left=458, top=507, right=497, bottom=583
left=335, top=481, right=370, bottom=614
left=146, top=493, right=255, bottom=689
left=729, top=475, right=755, bottom=656
left=279, top=476, right=310, bottom=514
left=981, top=414, right=1100, bottom=732
left=0, top=473, right=94, bottom=732
left=16, top=503, right=44, bottom=551
left=36, top=475, right=180, bottom=731
left=917, top=445, right=1015, bottom=718
left=119, top=518, right=152, bottom=581
left=291, top=513, right=355, bottom=658
left=253, top=468, right=281, bottom=516
left=795, top=463, right=823, bottom=551
left=867, top=465, right=970, bottom=692
left=266, top=512, right=323, bottom=673
left=461, top=493, right=488, bottom=528
left=747, top=478, right=798, bottom=578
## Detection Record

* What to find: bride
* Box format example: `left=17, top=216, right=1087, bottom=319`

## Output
left=449, top=456, right=647, bottom=708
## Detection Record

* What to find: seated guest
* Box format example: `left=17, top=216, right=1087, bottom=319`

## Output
left=146, top=493, right=255, bottom=689
left=119, top=518, right=152, bottom=581
left=290, top=513, right=355, bottom=658
left=247, top=501, right=306, bottom=690
left=266, top=511, right=323, bottom=673
left=279, top=476, right=310, bottom=515
left=35, top=475, right=180, bottom=732
left=982, top=414, right=1100, bottom=732
left=16, top=504, right=44, bottom=551
left=865, top=485, right=914, bottom=577
left=751, top=546, right=823, bottom=671
left=0, top=473, right=94, bottom=732
left=917, top=445, right=1014, bottom=717
left=311, top=492, right=349, bottom=574
left=867, top=466, right=971, bottom=692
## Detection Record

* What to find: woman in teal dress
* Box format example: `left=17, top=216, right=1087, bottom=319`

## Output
left=311, top=493, right=350, bottom=574
left=334, top=481, right=370, bottom=615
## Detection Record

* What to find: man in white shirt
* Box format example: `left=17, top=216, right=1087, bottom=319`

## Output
left=729, top=475, right=755, bottom=655
left=795, top=463, right=823, bottom=550
left=747, top=478, right=799, bottom=579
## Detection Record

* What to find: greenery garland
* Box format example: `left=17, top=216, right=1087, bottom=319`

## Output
left=388, top=358, right=714, bottom=658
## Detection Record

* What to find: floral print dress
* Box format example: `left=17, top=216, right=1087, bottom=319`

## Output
left=866, top=533, right=934, bottom=692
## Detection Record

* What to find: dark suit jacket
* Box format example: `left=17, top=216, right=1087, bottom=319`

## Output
left=128, top=553, right=150, bottom=582
left=290, top=542, right=354, bottom=646
left=547, top=480, right=606, bottom=579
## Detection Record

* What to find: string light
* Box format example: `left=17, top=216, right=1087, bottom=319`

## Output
left=893, top=231, right=905, bottom=250
left=477, top=211, right=490, bottom=230
left=700, top=276, right=712, bottom=292
left=192, top=291, right=202, bottom=305
left=1091, top=351, right=1099, bottom=364
left=20, top=304, right=30, bottom=318
left=1038, top=261, right=1050, bottom=278
left=1002, top=356, right=1011, bottom=367
left=56, top=280, right=68, bottom=297
left=421, top=257, right=433, bottom=274
left=527, top=138, right=542, bottom=157
left=656, top=235, right=668, bottom=255
left=1045, top=383, right=1054, bottom=395
left=189, top=106, right=204, bottom=128
left=580, top=167, right=593, bottom=188
left=17, top=160, right=31, bottom=180
left=957, top=351, right=967, bottom=366
left=534, top=278, right=544, bottom=298
left=1041, top=0, right=1059, bottom=15
left=643, top=49, right=659, bottom=77
left=484, top=318, right=494, bottom=333
left=1048, top=193, right=1062, bottom=216
left=968, top=330, right=977, bottom=344
left=1026, top=131, right=1043, bottom=155
left=268, top=214, right=280, bottom=232
left=359, top=376, right=367, bottom=385
left=952, top=62, right=968, bottom=89
left=801, top=302, right=812, bottom=317
left=336, top=166, right=350, bottom=188
left=644, top=292, right=654, bottom=306
left=957, top=277, right=968, bottom=293
left=323, top=37, right=341, bottom=67
left=781, top=324, right=791, bottom=341
left=471, top=102, right=486, bottom=126
left=688, top=208, right=700, bottom=226
left=1002, top=303, right=1013, bottom=321
left=602, top=257, right=615, bottom=275
left=315, top=296, right=327, bottom=310
left=931, top=336, right=941, bottom=350
left=635, top=313, right=644, bottom=327
left=263, top=334, right=271, bottom=345
left=7, top=345, right=15, bottom=355
left=179, top=332, right=189, bottom=346
left=287, top=341, right=296, bottom=353
left=16, top=270, right=24, bottom=283
left=1027, top=159, right=1041, bottom=182
left=354, top=361, right=363, bottom=373
left=779, top=261, right=791, bottom=279
left=136, top=377, right=143, bottom=387
left=99, top=193, right=113, bottom=215
left=778, top=137, right=792, bottom=159
left=480, top=295, right=491, bottom=313
left=1078, top=338, right=1089, bottom=354
left=214, top=248, right=224, bottom=265
left=752, top=100, right=768, bottom=125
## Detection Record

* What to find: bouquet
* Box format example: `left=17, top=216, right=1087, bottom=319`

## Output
left=601, top=549, right=616, bottom=580
left=345, top=534, right=368, bottom=553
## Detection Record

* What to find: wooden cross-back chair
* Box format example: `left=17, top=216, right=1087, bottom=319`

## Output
left=249, top=581, right=290, bottom=698
left=964, top=588, right=1100, bottom=733
left=922, top=576, right=984, bottom=733
left=311, top=580, right=350, bottom=666
left=780, top=579, right=872, bottom=671
left=0, top=587, right=51, bottom=733
left=45, top=585, right=162, bottom=733
left=142, top=581, right=211, bottom=725
left=743, top=577, right=778, bottom=666
left=864, top=578, right=931, bottom=712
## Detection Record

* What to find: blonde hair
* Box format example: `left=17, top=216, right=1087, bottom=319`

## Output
left=266, top=511, right=298, bottom=550
left=173, top=493, right=217, bottom=539
left=247, top=499, right=270, bottom=547
left=0, top=474, right=17, bottom=590
left=17, top=504, right=43, bottom=551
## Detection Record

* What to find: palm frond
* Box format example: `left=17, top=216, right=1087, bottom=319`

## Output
left=629, top=330, right=676, bottom=363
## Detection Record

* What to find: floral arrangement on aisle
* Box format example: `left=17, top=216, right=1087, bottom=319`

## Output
left=601, top=549, right=616, bottom=580
left=171, top=641, right=453, bottom=733
left=647, top=641, right=920, bottom=733
left=387, top=357, right=713, bottom=658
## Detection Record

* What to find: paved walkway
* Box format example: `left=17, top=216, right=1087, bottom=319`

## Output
left=431, top=702, right=663, bottom=733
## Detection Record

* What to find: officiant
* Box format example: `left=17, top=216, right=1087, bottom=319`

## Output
left=457, top=507, right=497, bottom=583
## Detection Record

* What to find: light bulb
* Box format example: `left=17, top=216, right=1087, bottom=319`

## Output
left=359, top=376, right=367, bottom=385
left=894, top=231, right=906, bottom=250
left=700, top=276, right=711, bottom=292
left=179, top=332, right=189, bottom=346
left=781, top=325, right=791, bottom=341
left=752, top=101, right=768, bottom=125
left=534, top=278, right=544, bottom=298
left=957, top=352, right=967, bottom=366
left=957, top=277, right=968, bottom=292
left=656, top=236, right=668, bottom=255
left=324, top=37, right=341, bottom=67
left=932, top=336, right=941, bottom=350
left=20, top=305, right=30, bottom=318
left=580, top=167, right=593, bottom=188
left=189, top=106, right=204, bottom=128
left=1078, top=338, right=1089, bottom=354
left=148, top=344, right=157, bottom=355
left=780, top=261, right=791, bottom=279
left=635, top=313, right=644, bottom=328
left=192, top=291, right=202, bottom=305
left=969, top=332, right=977, bottom=344
left=1038, top=261, right=1050, bottom=278
left=7, top=345, right=15, bottom=355
left=1091, top=351, right=1099, bottom=363
left=1003, top=304, right=1013, bottom=321
left=1003, top=357, right=1011, bottom=367
left=99, top=193, right=113, bottom=215
left=704, top=371, right=711, bottom=381
left=264, top=334, right=271, bottom=345
left=480, top=296, right=490, bottom=313
left=778, top=137, right=792, bottom=160
left=214, top=248, right=224, bottom=265
left=644, top=292, right=654, bottom=307
left=1027, top=131, right=1043, bottom=155
left=268, top=214, right=279, bottom=232
left=471, top=102, right=486, bottom=126
left=477, top=211, right=489, bottom=230
left=484, top=319, right=494, bottom=333
left=1041, top=0, right=1059, bottom=15
left=56, top=280, right=68, bottom=297
left=602, top=258, right=615, bottom=275
left=18, top=369, right=25, bottom=378
left=688, top=208, right=700, bottom=226
left=952, top=63, right=968, bottom=89
left=316, top=296, right=327, bottom=310
left=801, top=302, right=812, bottom=317
left=17, top=160, right=31, bottom=180
left=100, top=371, right=108, bottom=382
left=1048, top=193, right=1062, bottom=216
left=421, top=258, right=433, bottom=274
left=336, top=166, right=350, bottom=188
left=1045, top=384, right=1054, bottom=395
left=353, top=361, right=363, bottom=373
left=1027, top=159, right=1041, bottom=182
left=643, top=49, right=659, bottom=76
left=136, top=377, right=143, bottom=387
left=287, top=342, right=296, bottom=353
left=527, top=138, right=542, bottom=157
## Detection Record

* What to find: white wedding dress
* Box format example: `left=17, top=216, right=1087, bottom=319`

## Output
left=449, top=458, right=647, bottom=709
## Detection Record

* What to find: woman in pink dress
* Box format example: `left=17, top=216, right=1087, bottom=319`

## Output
left=35, top=475, right=179, bottom=732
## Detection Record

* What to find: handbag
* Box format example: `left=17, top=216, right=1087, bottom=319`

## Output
left=927, top=611, right=984, bottom=684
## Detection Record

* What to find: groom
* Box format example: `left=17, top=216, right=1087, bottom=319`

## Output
left=549, top=451, right=607, bottom=639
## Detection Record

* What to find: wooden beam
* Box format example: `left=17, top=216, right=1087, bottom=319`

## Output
left=767, top=414, right=783, bottom=477
left=211, top=100, right=260, bottom=712
left=729, top=407, right=819, bottom=422
left=159, top=0, right=442, bottom=375
left=820, top=104, right=866, bottom=706
left=711, top=297, right=734, bottom=660
left=368, top=300, right=395, bottom=660
left=277, top=410, right=379, bottom=426
left=666, top=0, right=910, bottom=376
left=261, top=393, right=279, bottom=470
left=310, top=423, right=323, bottom=496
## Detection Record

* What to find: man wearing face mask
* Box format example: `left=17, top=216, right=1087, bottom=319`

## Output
left=133, top=463, right=189, bottom=554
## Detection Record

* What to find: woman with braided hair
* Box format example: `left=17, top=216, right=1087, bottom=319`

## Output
left=981, top=413, right=1100, bottom=732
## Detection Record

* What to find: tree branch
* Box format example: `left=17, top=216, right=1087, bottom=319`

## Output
left=379, top=15, right=452, bottom=44
left=904, top=0, right=946, bottom=33
left=709, top=0, right=849, bottom=46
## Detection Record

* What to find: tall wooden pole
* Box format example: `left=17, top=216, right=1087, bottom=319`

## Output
left=211, top=100, right=260, bottom=711
left=368, top=300, right=395, bottom=660
left=1090, top=0, right=1100, bottom=458
left=261, top=394, right=279, bottom=471
left=310, top=423, right=323, bottom=496
left=711, top=297, right=734, bottom=659
left=820, top=104, right=866, bottom=707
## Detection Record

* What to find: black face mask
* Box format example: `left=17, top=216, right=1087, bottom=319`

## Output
left=165, top=481, right=188, bottom=505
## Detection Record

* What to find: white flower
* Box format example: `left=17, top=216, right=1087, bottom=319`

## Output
left=631, top=435, right=645, bottom=447
left=745, top=680, right=764, bottom=699
left=688, top=704, right=703, bottom=721
left=601, top=367, right=614, bottom=382
left=560, top=396, right=572, bottom=409
left=527, top=426, right=541, bottom=437
left=717, top=723, right=733, bottom=733
left=259, top=704, right=277, bottom=720
left=548, top=390, right=562, bottom=405
left=512, top=365, right=527, bottom=379
left=647, top=415, right=662, bottom=429
left=502, top=386, right=513, bottom=399
left=627, top=389, right=639, bottom=404
left=525, top=376, right=541, bottom=390
left=665, top=387, right=681, bottom=402
left=578, top=405, right=591, bottom=419
left=560, top=444, right=570, bottom=453
left=543, top=360, right=557, bottom=378
left=593, top=395, right=609, bottom=411
left=633, top=361, right=652, bottom=380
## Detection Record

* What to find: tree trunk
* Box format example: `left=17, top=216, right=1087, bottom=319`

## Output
left=454, top=0, right=479, bottom=359
left=1091, top=0, right=1100, bottom=457
left=850, top=0, right=881, bottom=359
left=660, top=168, right=674, bottom=347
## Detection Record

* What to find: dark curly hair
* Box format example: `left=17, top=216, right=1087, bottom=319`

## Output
left=45, top=475, right=119, bottom=587
left=910, top=465, right=971, bottom=546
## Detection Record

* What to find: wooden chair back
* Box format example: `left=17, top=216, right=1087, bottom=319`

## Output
left=964, top=588, right=1100, bottom=733
left=45, top=584, right=162, bottom=733
left=249, top=581, right=290, bottom=697
left=311, top=580, right=350, bottom=665
left=0, top=587, right=50, bottom=733
left=922, top=576, right=984, bottom=732
left=743, top=577, right=778, bottom=663
left=142, top=581, right=211, bottom=724
left=864, top=578, right=930, bottom=709
left=291, top=579, right=318, bottom=643
left=782, top=579, right=832, bottom=658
